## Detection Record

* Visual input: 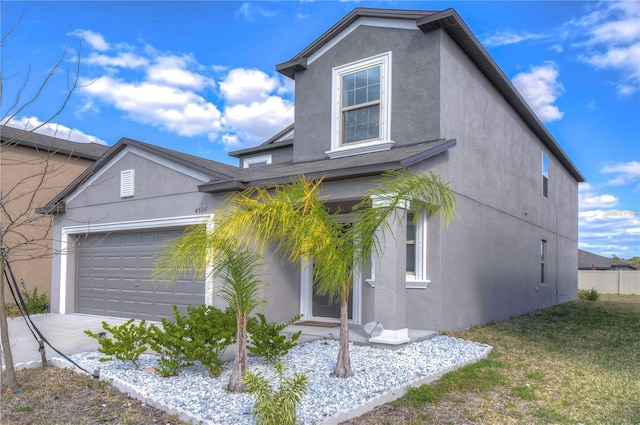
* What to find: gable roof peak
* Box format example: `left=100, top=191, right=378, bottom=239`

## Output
left=276, top=7, right=436, bottom=79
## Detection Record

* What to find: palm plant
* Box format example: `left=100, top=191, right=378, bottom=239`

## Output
left=243, top=360, right=308, bottom=425
left=155, top=232, right=264, bottom=392
left=209, top=169, right=455, bottom=377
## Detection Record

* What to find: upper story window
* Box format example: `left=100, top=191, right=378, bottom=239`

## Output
left=243, top=154, right=272, bottom=168
left=327, top=52, right=393, bottom=159
left=542, top=153, right=549, bottom=198
left=342, top=66, right=380, bottom=144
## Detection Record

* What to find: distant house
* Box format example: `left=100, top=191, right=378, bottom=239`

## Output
left=0, top=126, right=109, bottom=297
left=44, top=8, right=584, bottom=341
left=578, top=249, right=637, bottom=271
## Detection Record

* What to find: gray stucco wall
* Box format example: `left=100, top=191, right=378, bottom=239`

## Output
left=239, top=144, right=293, bottom=167
left=430, top=28, right=579, bottom=330
left=293, top=25, right=441, bottom=163
left=50, top=149, right=309, bottom=323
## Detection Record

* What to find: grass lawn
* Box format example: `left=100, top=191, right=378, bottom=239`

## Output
left=348, top=294, right=640, bottom=424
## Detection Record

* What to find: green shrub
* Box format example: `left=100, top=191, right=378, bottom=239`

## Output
left=147, top=312, right=192, bottom=377
left=84, top=319, right=149, bottom=368
left=5, top=288, right=49, bottom=316
left=179, top=305, right=237, bottom=377
left=243, top=361, right=307, bottom=425
left=248, top=314, right=301, bottom=364
left=578, top=288, right=600, bottom=301
left=21, top=287, right=49, bottom=314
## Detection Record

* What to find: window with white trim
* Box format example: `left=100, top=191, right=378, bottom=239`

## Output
left=406, top=210, right=428, bottom=286
left=540, top=239, right=546, bottom=284
left=327, top=52, right=393, bottom=159
left=243, top=154, right=272, bottom=168
left=366, top=207, right=428, bottom=288
left=120, top=169, right=135, bottom=197
left=542, top=153, right=549, bottom=198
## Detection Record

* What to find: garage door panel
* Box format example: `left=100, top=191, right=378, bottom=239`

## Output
left=76, top=229, right=205, bottom=321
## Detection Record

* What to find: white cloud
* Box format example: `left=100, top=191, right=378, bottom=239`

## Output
left=512, top=62, right=564, bottom=123
left=219, top=68, right=283, bottom=105
left=571, top=1, right=640, bottom=95
left=578, top=181, right=640, bottom=257
left=483, top=30, right=548, bottom=47
left=235, top=3, right=276, bottom=22
left=579, top=208, right=640, bottom=257
left=600, top=161, right=640, bottom=189
left=579, top=182, right=619, bottom=210
left=3, top=116, right=107, bottom=145
left=72, top=29, right=109, bottom=51
left=80, top=76, right=222, bottom=138
left=222, top=96, right=294, bottom=147
left=76, top=33, right=297, bottom=149
left=85, top=52, right=148, bottom=69
left=147, top=55, right=214, bottom=90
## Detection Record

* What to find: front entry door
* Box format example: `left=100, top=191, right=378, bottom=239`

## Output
left=312, top=287, right=353, bottom=319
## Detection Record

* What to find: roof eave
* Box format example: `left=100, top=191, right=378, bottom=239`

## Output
left=198, top=180, right=248, bottom=194
left=401, top=139, right=456, bottom=167
left=201, top=140, right=455, bottom=194
left=417, top=9, right=585, bottom=183
left=276, top=8, right=433, bottom=79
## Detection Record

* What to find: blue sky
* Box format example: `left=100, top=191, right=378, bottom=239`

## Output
left=2, top=1, right=639, bottom=258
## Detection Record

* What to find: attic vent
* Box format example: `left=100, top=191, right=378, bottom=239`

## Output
left=120, top=169, right=135, bottom=197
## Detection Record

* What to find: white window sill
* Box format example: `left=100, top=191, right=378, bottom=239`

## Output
left=365, top=279, right=431, bottom=289
left=326, top=140, right=394, bottom=159
left=406, top=279, right=431, bottom=289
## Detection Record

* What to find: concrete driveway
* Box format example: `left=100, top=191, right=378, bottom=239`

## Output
left=2, top=313, right=135, bottom=369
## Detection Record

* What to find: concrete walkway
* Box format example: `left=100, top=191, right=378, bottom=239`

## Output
left=2, top=313, right=437, bottom=369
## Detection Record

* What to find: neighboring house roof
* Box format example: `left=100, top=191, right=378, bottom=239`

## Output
left=276, top=7, right=585, bottom=183
left=578, top=249, right=637, bottom=270
left=38, top=137, right=239, bottom=214
left=199, top=138, right=456, bottom=193
left=1, top=125, right=110, bottom=160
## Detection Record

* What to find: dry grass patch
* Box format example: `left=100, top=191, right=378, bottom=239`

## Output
left=346, top=295, right=640, bottom=424
left=1, top=367, right=187, bottom=424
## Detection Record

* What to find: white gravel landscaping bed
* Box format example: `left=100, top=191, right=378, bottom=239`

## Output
left=53, top=335, right=492, bottom=425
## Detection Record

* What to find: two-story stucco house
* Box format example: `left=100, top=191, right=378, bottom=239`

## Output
left=1, top=126, right=109, bottom=297
left=44, top=8, right=584, bottom=342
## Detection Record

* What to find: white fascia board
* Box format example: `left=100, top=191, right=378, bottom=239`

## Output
left=308, top=17, right=418, bottom=66
left=61, top=214, right=210, bottom=236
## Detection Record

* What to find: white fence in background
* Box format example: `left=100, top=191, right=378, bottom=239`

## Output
left=578, top=270, right=640, bottom=295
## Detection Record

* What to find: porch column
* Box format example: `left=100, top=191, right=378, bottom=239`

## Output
left=370, top=205, right=410, bottom=345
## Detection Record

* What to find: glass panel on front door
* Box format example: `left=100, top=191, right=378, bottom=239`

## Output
left=312, top=290, right=353, bottom=319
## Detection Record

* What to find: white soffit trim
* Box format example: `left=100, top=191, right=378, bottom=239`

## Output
left=308, top=17, right=418, bottom=66
left=61, top=214, right=210, bottom=235
left=65, top=146, right=213, bottom=205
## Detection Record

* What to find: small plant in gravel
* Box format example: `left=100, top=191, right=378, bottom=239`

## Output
left=147, top=313, right=192, bottom=377
left=243, top=360, right=308, bottom=425
left=85, top=319, right=149, bottom=368
left=248, top=314, right=302, bottom=364
left=578, top=288, right=600, bottom=301
left=179, top=305, right=237, bottom=377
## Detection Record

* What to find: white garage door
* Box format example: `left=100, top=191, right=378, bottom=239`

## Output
left=76, top=229, right=205, bottom=321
